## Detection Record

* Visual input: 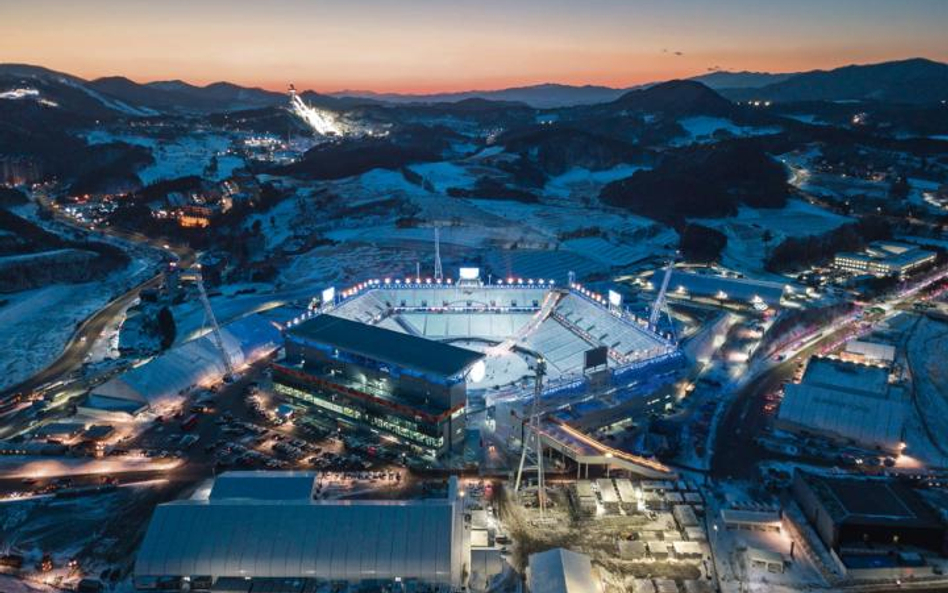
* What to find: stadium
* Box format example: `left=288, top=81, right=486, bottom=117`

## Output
left=273, top=268, right=683, bottom=462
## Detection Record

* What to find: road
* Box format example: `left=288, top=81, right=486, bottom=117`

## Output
left=711, top=264, right=948, bottom=479
left=0, top=191, right=196, bottom=401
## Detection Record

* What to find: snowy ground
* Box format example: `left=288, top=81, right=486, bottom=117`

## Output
left=0, top=205, right=163, bottom=392
left=0, top=259, right=153, bottom=392
left=543, top=165, right=644, bottom=201
left=695, top=199, right=852, bottom=278
left=84, top=129, right=244, bottom=184
left=674, top=116, right=781, bottom=146
left=902, top=314, right=948, bottom=467
left=257, top=162, right=676, bottom=287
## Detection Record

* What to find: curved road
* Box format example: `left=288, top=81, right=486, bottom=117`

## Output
left=0, top=197, right=195, bottom=400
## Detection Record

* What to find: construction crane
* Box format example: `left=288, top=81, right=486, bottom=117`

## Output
left=648, top=256, right=676, bottom=332
left=515, top=357, right=547, bottom=516
left=193, top=265, right=235, bottom=381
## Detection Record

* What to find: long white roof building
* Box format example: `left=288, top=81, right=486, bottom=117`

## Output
left=135, top=472, right=467, bottom=589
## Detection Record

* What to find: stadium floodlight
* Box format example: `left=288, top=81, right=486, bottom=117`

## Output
left=322, top=286, right=336, bottom=304
left=608, top=290, right=622, bottom=307
left=384, top=278, right=391, bottom=284
left=468, top=359, right=487, bottom=383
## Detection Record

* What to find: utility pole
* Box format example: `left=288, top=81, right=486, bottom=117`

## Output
left=515, top=357, right=547, bottom=515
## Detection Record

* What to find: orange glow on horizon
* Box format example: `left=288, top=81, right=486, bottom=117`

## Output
left=2, top=1, right=947, bottom=95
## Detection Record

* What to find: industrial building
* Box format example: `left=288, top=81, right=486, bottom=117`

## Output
left=792, top=471, right=947, bottom=555
left=87, top=314, right=283, bottom=414
left=834, top=241, right=936, bottom=278
left=273, top=314, right=484, bottom=457
left=135, top=472, right=469, bottom=590
left=776, top=358, right=906, bottom=452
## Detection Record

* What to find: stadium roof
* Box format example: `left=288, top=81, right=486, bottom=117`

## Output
left=528, top=548, right=599, bottom=593
left=777, top=358, right=905, bottom=451
left=136, top=498, right=463, bottom=585
left=288, top=314, right=484, bottom=378
left=209, top=471, right=316, bottom=501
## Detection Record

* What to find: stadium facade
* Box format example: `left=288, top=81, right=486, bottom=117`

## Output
left=273, top=272, right=681, bottom=459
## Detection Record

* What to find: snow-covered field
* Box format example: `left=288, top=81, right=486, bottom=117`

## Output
left=696, top=199, right=852, bottom=277
left=544, top=164, right=643, bottom=200
left=84, top=130, right=243, bottom=184
left=904, top=315, right=948, bottom=467
left=0, top=206, right=163, bottom=391
left=255, top=161, right=677, bottom=288
left=674, top=116, right=781, bottom=145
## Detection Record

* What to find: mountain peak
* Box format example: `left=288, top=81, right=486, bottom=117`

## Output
left=613, top=79, right=735, bottom=116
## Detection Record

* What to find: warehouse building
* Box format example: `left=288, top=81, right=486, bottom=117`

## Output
left=792, top=471, right=947, bottom=555
left=135, top=472, right=469, bottom=590
left=273, top=314, right=484, bottom=458
left=776, top=358, right=906, bottom=452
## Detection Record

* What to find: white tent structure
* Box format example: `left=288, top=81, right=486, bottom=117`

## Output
left=87, top=314, right=282, bottom=414
left=135, top=473, right=467, bottom=589
left=527, top=548, right=600, bottom=593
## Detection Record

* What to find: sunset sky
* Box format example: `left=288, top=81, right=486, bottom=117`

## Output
left=3, top=0, right=947, bottom=93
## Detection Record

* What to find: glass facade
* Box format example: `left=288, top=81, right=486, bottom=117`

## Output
left=273, top=375, right=447, bottom=454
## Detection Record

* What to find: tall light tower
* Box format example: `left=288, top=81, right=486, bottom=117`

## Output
left=515, top=357, right=547, bottom=515
left=434, top=226, right=443, bottom=282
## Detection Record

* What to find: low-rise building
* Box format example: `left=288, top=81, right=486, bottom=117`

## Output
left=792, top=471, right=947, bottom=555
left=834, top=241, right=936, bottom=278
left=776, top=358, right=906, bottom=452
